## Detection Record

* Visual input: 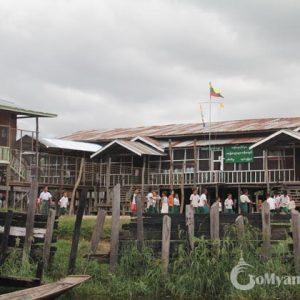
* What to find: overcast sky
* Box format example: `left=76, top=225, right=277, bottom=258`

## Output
left=1, top=0, right=300, bottom=138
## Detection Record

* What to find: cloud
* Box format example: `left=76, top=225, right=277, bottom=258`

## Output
left=0, top=0, right=299, bottom=138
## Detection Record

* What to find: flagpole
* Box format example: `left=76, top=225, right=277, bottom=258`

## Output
left=209, top=83, right=212, bottom=172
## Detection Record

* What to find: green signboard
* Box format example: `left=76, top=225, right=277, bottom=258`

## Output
left=224, top=144, right=253, bottom=164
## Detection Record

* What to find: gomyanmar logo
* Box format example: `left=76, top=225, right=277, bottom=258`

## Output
left=230, top=253, right=300, bottom=291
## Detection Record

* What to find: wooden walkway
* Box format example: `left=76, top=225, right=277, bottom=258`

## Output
left=0, top=275, right=90, bottom=300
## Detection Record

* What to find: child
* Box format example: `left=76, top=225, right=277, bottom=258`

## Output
left=280, top=191, right=290, bottom=214
left=199, top=189, right=209, bottom=214
left=224, top=193, right=234, bottom=214
left=190, top=188, right=200, bottom=213
left=217, top=197, right=222, bottom=213
left=130, top=189, right=138, bottom=215
left=58, top=192, right=69, bottom=216
left=161, top=192, right=169, bottom=214
left=168, top=191, right=175, bottom=214
left=174, top=193, right=180, bottom=214
left=266, top=193, right=276, bottom=215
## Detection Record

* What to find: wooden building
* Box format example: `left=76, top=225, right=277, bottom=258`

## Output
left=2, top=100, right=300, bottom=214
left=64, top=117, right=300, bottom=211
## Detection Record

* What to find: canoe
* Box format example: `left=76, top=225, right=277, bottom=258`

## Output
left=0, top=275, right=90, bottom=300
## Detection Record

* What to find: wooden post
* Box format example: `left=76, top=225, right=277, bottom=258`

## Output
left=193, top=139, right=198, bottom=189
left=261, top=201, right=271, bottom=260
left=68, top=189, right=87, bottom=275
left=210, top=201, right=219, bottom=240
left=292, top=209, right=300, bottom=274
left=0, top=210, right=13, bottom=265
left=141, top=156, right=146, bottom=198
left=264, top=150, right=270, bottom=193
left=237, top=185, right=241, bottom=214
left=110, top=184, right=120, bottom=272
left=106, top=157, right=111, bottom=204
left=69, top=157, right=85, bottom=215
left=235, top=215, right=245, bottom=240
left=136, top=193, right=144, bottom=250
left=22, top=179, right=38, bottom=263
left=89, top=209, right=106, bottom=255
left=169, top=140, right=173, bottom=191
left=185, top=205, right=194, bottom=250
left=42, top=209, right=56, bottom=270
left=180, top=164, right=185, bottom=214
left=161, top=215, right=171, bottom=273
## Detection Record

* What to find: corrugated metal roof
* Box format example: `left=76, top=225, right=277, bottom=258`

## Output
left=250, top=129, right=300, bottom=149
left=161, top=137, right=263, bottom=148
left=62, top=117, right=300, bottom=142
left=131, top=136, right=165, bottom=152
left=40, top=138, right=101, bottom=152
left=91, top=140, right=165, bottom=158
left=0, top=99, right=57, bottom=118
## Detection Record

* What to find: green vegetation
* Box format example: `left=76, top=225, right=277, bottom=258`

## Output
left=0, top=217, right=299, bottom=299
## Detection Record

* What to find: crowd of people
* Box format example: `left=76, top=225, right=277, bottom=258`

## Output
left=130, top=187, right=296, bottom=215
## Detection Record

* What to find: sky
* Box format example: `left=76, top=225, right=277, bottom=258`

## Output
left=0, top=0, right=300, bottom=138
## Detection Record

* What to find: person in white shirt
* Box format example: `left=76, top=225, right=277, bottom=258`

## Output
left=174, top=193, right=180, bottom=214
left=239, top=189, right=253, bottom=214
left=224, top=193, right=234, bottom=214
left=190, top=188, right=200, bottom=213
left=161, top=192, right=169, bottom=214
left=273, top=192, right=281, bottom=212
left=199, top=189, right=209, bottom=214
left=58, top=192, right=69, bottom=216
left=38, top=186, right=52, bottom=215
left=217, top=197, right=222, bottom=213
left=280, top=191, right=290, bottom=214
left=266, top=193, right=276, bottom=214
left=146, top=191, right=153, bottom=213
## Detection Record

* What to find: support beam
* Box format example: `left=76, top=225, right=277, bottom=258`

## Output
left=193, top=139, right=197, bottom=189
left=110, top=184, right=120, bottom=272
left=89, top=209, right=106, bottom=255
left=22, top=179, right=38, bottom=263
left=68, top=189, right=87, bottom=274
left=261, top=201, right=271, bottom=260
left=185, top=205, right=194, bottom=250
left=42, top=209, right=56, bottom=270
left=161, top=215, right=171, bottom=273
left=210, top=201, right=220, bottom=240
left=137, top=193, right=144, bottom=250
left=106, top=157, right=111, bottom=204
left=292, top=209, right=300, bottom=275
left=169, top=140, right=173, bottom=191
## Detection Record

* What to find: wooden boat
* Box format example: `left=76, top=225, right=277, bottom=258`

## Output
left=0, top=275, right=90, bottom=300
left=0, top=275, right=41, bottom=288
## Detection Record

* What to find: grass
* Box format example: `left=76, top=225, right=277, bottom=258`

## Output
left=1, top=216, right=300, bottom=299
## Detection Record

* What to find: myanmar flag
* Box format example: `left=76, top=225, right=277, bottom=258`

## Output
left=210, top=82, right=224, bottom=98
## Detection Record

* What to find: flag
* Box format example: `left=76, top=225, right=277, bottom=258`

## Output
left=210, top=82, right=224, bottom=98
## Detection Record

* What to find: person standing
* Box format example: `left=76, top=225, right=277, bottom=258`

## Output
left=161, top=192, right=169, bottom=214
left=38, top=186, right=52, bottom=215
left=280, top=191, right=290, bottom=214
left=168, top=190, right=175, bottom=214
left=274, top=192, right=281, bottom=213
left=174, top=193, right=180, bottom=214
left=217, top=197, right=222, bottom=213
left=58, top=192, right=69, bottom=216
left=239, top=189, right=253, bottom=214
left=266, top=193, right=276, bottom=215
left=190, top=188, right=200, bottom=213
left=130, top=189, right=139, bottom=215
left=199, top=189, right=209, bottom=214
left=224, top=193, right=234, bottom=214
left=146, top=190, right=153, bottom=214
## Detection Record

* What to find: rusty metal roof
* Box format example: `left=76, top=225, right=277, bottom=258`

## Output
left=250, top=129, right=300, bottom=149
left=62, top=117, right=300, bottom=142
left=91, top=140, right=165, bottom=158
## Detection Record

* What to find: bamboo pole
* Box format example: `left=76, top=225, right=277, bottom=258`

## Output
left=69, top=157, right=85, bottom=215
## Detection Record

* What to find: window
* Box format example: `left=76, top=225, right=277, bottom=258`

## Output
left=173, top=149, right=185, bottom=160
